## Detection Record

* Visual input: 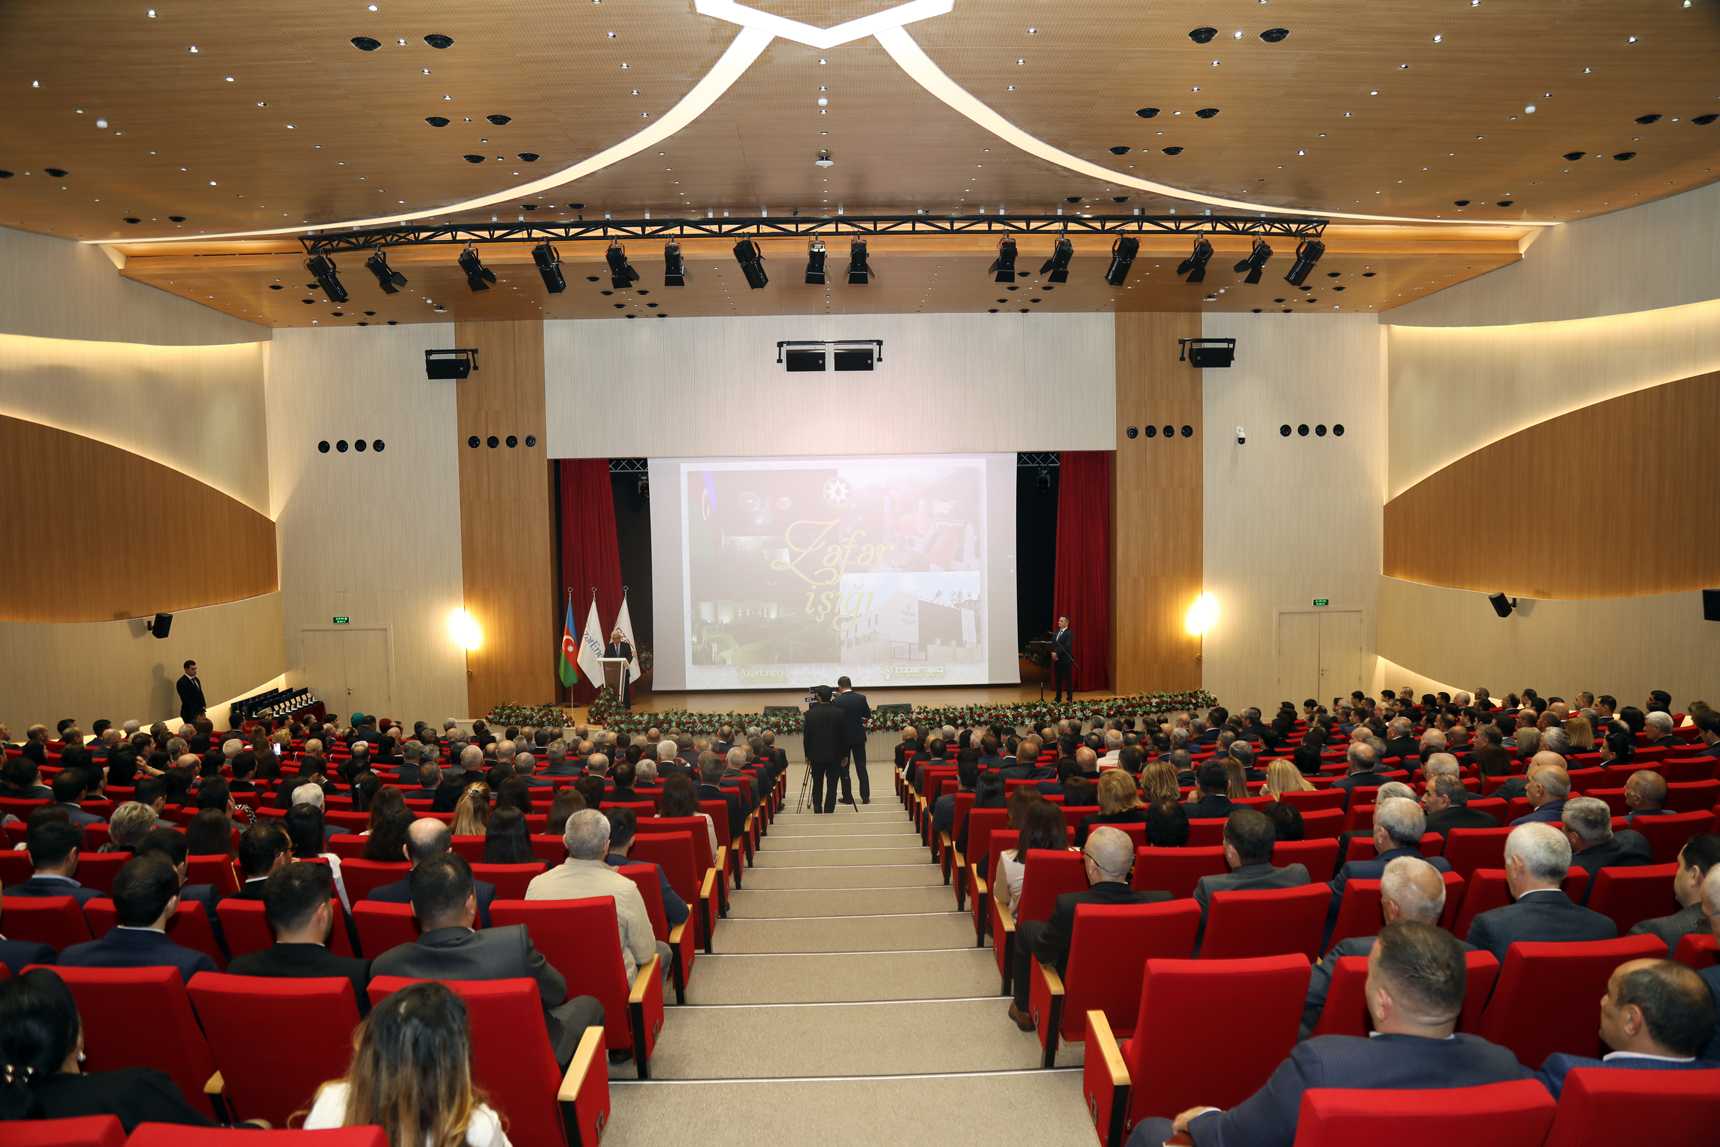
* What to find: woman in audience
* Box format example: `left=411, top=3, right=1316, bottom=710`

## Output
left=285, top=802, right=351, bottom=910
left=1144, top=798, right=1189, bottom=847
left=573, top=775, right=605, bottom=811
left=359, top=808, right=417, bottom=862
left=349, top=773, right=383, bottom=814
left=1075, top=769, right=1147, bottom=846
left=545, top=787, right=586, bottom=836
left=494, top=776, right=534, bottom=816
left=1265, top=760, right=1314, bottom=800
left=1565, top=715, right=1595, bottom=753
left=1291, top=741, right=1324, bottom=777
left=657, top=774, right=718, bottom=856
left=1223, top=758, right=1250, bottom=800
left=183, top=808, right=236, bottom=857
left=994, top=798, right=1070, bottom=914
left=1512, top=727, right=1541, bottom=762
left=1599, top=721, right=1636, bottom=766
left=450, top=784, right=492, bottom=837
left=1137, top=760, right=1180, bottom=806
left=482, top=807, right=540, bottom=867
left=0, top=968, right=268, bottom=1130
left=955, top=771, right=1007, bottom=855
left=1262, top=801, right=1304, bottom=841
left=304, top=980, right=505, bottom=1145
left=161, top=766, right=196, bottom=808
left=1060, top=775, right=1097, bottom=809
left=359, top=784, right=406, bottom=833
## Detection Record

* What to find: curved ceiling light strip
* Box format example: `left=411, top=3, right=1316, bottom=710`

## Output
left=872, top=25, right=1559, bottom=229
left=91, top=27, right=775, bottom=246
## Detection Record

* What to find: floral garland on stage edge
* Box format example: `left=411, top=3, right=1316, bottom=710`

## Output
left=485, top=702, right=568, bottom=729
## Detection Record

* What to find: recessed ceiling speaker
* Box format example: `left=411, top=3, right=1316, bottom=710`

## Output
left=1488, top=592, right=1515, bottom=618
left=146, top=612, right=173, bottom=639
left=1703, top=589, right=1720, bottom=622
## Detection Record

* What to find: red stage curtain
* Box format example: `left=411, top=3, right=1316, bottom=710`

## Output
left=557, top=459, right=624, bottom=704
left=1052, top=450, right=1112, bottom=693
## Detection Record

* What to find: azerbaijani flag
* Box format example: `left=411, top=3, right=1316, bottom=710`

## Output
left=558, top=599, right=580, bottom=687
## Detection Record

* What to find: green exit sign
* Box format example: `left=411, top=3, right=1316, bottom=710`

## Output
left=332, top=616, right=350, bottom=624
left=1312, top=599, right=1329, bottom=607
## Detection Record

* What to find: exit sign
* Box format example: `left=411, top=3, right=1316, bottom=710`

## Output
left=332, top=616, right=350, bottom=624
left=1312, top=599, right=1329, bottom=607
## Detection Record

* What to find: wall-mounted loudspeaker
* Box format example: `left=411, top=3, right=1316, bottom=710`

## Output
left=1487, top=593, right=1515, bottom=619
left=1704, top=589, right=1720, bottom=622
left=146, top=612, right=173, bottom=639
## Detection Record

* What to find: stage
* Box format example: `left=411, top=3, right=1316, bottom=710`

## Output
left=561, top=683, right=1120, bottom=726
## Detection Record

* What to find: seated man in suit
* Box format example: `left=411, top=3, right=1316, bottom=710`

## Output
left=1324, top=798, right=1453, bottom=945
left=697, top=757, right=747, bottom=845
left=1643, top=711, right=1682, bottom=751
left=409, top=762, right=443, bottom=800
left=998, top=741, right=1055, bottom=783
left=603, top=807, right=690, bottom=927
left=0, top=882, right=57, bottom=974
left=1562, top=796, right=1654, bottom=894
left=1535, top=957, right=1718, bottom=1098
left=1691, top=710, right=1720, bottom=758
left=1330, top=744, right=1390, bottom=809
left=1180, top=760, right=1235, bottom=820
left=526, top=808, right=671, bottom=985
left=52, top=768, right=106, bottom=831
left=1508, top=756, right=1571, bottom=825
left=1382, top=717, right=1418, bottom=763
left=1622, top=769, right=1673, bottom=822
left=932, top=757, right=979, bottom=841
left=1133, top=921, right=1525, bottom=1147
left=12, top=820, right=103, bottom=906
left=370, top=852, right=603, bottom=1068
left=58, top=854, right=217, bottom=982
left=233, top=821, right=292, bottom=900
left=1008, top=827, right=1169, bottom=1030
left=1303, top=857, right=1473, bottom=1038
left=1629, top=833, right=1720, bottom=950
left=513, top=751, right=555, bottom=790
left=1420, top=774, right=1498, bottom=837
left=228, top=861, right=372, bottom=1014
left=368, top=818, right=497, bottom=928
left=1193, top=808, right=1311, bottom=945
left=1466, top=823, right=1618, bottom=963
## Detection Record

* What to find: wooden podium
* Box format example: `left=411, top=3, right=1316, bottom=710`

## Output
left=600, top=657, right=629, bottom=706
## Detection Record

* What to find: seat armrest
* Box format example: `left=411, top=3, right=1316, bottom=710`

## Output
left=1087, top=1010, right=1130, bottom=1088
left=629, top=954, right=662, bottom=1005
left=1039, top=964, right=1065, bottom=997
left=557, top=1026, right=604, bottom=1103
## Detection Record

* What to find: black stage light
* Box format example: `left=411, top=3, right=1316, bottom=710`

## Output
left=1233, top=238, right=1273, bottom=284
left=663, top=242, right=687, bottom=286
left=305, top=255, right=348, bottom=303
left=458, top=246, right=496, bottom=292
left=989, top=237, right=1018, bottom=283
left=363, top=250, right=407, bottom=294
left=733, top=239, right=768, bottom=288
left=1040, top=237, right=1073, bottom=283
left=605, top=242, right=640, bottom=290
left=425, top=348, right=479, bottom=380
left=847, top=238, right=871, bottom=284
left=1284, top=239, right=1326, bottom=287
left=805, top=239, right=828, bottom=285
left=1176, top=238, right=1213, bottom=283
left=532, top=242, right=566, bottom=293
left=1104, top=235, right=1139, bottom=286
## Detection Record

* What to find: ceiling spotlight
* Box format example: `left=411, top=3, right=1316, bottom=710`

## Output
left=663, top=242, right=687, bottom=286
left=815, top=150, right=834, bottom=167
left=305, top=254, right=348, bottom=303
left=733, top=239, right=768, bottom=288
left=605, top=242, right=640, bottom=290
left=989, top=237, right=1018, bottom=283
left=532, top=242, right=565, bottom=293
left=805, top=239, right=828, bottom=285
left=1233, top=238, right=1273, bottom=284
left=1176, top=238, right=1214, bottom=283
left=362, top=250, right=406, bottom=294
left=847, top=239, right=871, bottom=284
left=458, top=245, right=496, bottom=292
left=1283, top=238, right=1326, bottom=287
left=1104, top=235, right=1139, bottom=286
left=1039, top=237, right=1073, bottom=283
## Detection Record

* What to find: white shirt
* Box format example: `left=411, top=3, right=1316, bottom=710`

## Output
left=304, top=1082, right=511, bottom=1146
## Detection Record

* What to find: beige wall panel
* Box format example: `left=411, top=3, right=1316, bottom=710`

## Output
left=1389, top=182, right=1720, bottom=329
left=1378, top=576, right=1720, bottom=716
left=0, top=224, right=266, bottom=345
left=543, top=312, right=1115, bottom=458
left=1370, top=655, right=1464, bottom=707
left=1386, top=371, right=1720, bottom=599
left=454, top=320, right=556, bottom=718
left=266, top=325, right=469, bottom=722
left=0, top=331, right=270, bottom=513
left=0, top=592, right=285, bottom=733
left=1112, top=312, right=1202, bottom=695
left=1201, top=313, right=1387, bottom=712
left=1387, top=297, right=1720, bottom=499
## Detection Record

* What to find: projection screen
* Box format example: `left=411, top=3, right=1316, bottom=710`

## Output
left=648, top=454, right=1019, bottom=692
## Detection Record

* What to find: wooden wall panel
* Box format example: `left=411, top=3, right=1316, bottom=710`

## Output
left=0, top=415, right=276, bottom=622
left=455, top=321, right=556, bottom=718
left=1111, top=312, right=1204, bottom=695
left=1385, top=370, right=1720, bottom=599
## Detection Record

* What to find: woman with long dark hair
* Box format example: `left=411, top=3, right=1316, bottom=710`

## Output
left=994, top=797, right=1070, bottom=913
left=359, top=807, right=417, bottom=862
left=285, top=803, right=350, bottom=911
left=482, top=807, right=540, bottom=867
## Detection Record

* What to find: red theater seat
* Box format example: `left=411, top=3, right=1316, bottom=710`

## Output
left=1313, top=949, right=1498, bottom=1037
left=1, top=895, right=93, bottom=950
left=1271, top=838, right=1341, bottom=881
left=1632, top=809, right=1717, bottom=863
left=125, top=1123, right=391, bottom=1145
left=188, top=972, right=361, bottom=1128
left=2, top=1115, right=125, bottom=1147
left=1199, top=884, right=1330, bottom=960
left=1290, top=1080, right=1555, bottom=1147
left=1475, top=934, right=1668, bottom=1068
left=1132, top=846, right=1226, bottom=900
left=350, top=900, right=420, bottom=958
left=1541, top=1066, right=1720, bottom=1147
left=1584, top=863, right=1679, bottom=933
left=1671, top=931, right=1717, bottom=970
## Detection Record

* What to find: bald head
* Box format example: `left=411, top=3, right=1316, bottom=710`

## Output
left=405, top=817, right=452, bottom=864
left=1527, top=760, right=1571, bottom=807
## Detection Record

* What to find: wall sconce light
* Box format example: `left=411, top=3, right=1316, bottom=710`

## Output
left=1185, top=593, right=1219, bottom=636
left=447, top=607, right=484, bottom=651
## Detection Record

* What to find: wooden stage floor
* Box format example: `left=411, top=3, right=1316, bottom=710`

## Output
left=562, top=684, right=1119, bottom=724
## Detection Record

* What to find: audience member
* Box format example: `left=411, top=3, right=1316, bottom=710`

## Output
left=1562, top=797, right=1653, bottom=891
left=56, top=854, right=217, bottom=982
left=1324, top=798, right=1453, bottom=943
left=1075, top=769, right=1148, bottom=846
left=227, top=862, right=372, bottom=1014
left=603, top=807, right=690, bottom=926
left=1509, top=758, right=1571, bottom=825
left=369, top=819, right=498, bottom=927
left=1629, top=834, right=1720, bottom=949
left=1420, top=774, right=1496, bottom=836
left=1623, top=769, right=1671, bottom=822
left=525, top=809, right=671, bottom=986
left=0, top=886, right=56, bottom=975
left=1534, top=958, right=1718, bottom=1098
left=1465, top=823, right=1618, bottom=963
left=1261, top=801, right=1304, bottom=842
left=1144, top=798, right=1190, bottom=847
left=1193, top=809, right=1311, bottom=944
left=995, top=799, right=1070, bottom=914
left=1180, top=759, right=1234, bottom=820
left=234, top=822, right=292, bottom=899
left=13, top=822, right=101, bottom=905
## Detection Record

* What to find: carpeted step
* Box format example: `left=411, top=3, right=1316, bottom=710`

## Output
left=683, top=948, right=1000, bottom=1004
left=722, top=885, right=961, bottom=919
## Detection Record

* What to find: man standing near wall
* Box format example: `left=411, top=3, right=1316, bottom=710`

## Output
left=176, top=660, right=206, bottom=723
left=832, top=676, right=872, bottom=805
left=1051, top=616, right=1075, bottom=703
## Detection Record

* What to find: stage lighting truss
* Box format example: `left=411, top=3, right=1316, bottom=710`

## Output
left=362, top=250, right=407, bottom=294
left=1283, top=238, right=1326, bottom=287
left=847, top=238, right=871, bottom=284
left=458, top=245, right=496, bottom=292
left=663, top=241, right=687, bottom=286
left=532, top=242, right=566, bottom=293
left=733, top=238, right=769, bottom=288
left=805, top=239, right=828, bottom=285
left=1039, top=236, right=1073, bottom=283
left=1104, top=235, right=1139, bottom=287
left=988, top=236, right=1018, bottom=282
left=1232, top=238, right=1273, bottom=285
left=1176, top=238, right=1214, bottom=284
left=606, top=242, right=641, bottom=290
left=305, top=254, right=349, bottom=303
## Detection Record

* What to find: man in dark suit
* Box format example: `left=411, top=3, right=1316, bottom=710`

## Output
left=1240, top=707, right=1282, bottom=752
left=228, top=862, right=372, bottom=1014
left=1692, top=710, right=1720, bottom=757
left=1194, top=809, right=1311, bottom=944
left=1180, top=760, right=1234, bottom=820
left=696, top=757, right=748, bottom=847
left=1050, top=616, right=1075, bottom=703
left=1509, top=761, right=1571, bottom=826
left=368, top=819, right=497, bottom=928
left=1643, top=712, right=1681, bottom=751
left=51, top=769, right=106, bottom=831
left=1382, top=718, right=1418, bottom=763
left=12, top=821, right=104, bottom=907
left=1324, top=798, right=1453, bottom=945
left=1629, top=834, right=1720, bottom=950
left=0, top=889, right=57, bottom=974
left=1466, top=823, right=1618, bottom=963
left=58, top=854, right=218, bottom=983
left=802, top=686, right=850, bottom=815
left=370, top=853, right=603, bottom=1068
left=893, top=727, right=921, bottom=773
left=1421, top=775, right=1499, bottom=837
left=602, top=629, right=634, bottom=709
left=1330, top=744, right=1390, bottom=809
left=1132, top=922, right=1525, bottom=1147
left=1008, top=826, right=1169, bottom=1028
left=1563, top=797, right=1654, bottom=895
left=233, top=822, right=292, bottom=900
left=831, top=676, right=873, bottom=804
left=1534, top=957, right=1718, bottom=1099
left=176, top=659, right=207, bottom=723
left=998, top=741, right=1055, bottom=783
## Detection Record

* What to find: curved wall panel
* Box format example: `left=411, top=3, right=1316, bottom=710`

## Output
left=1384, top=370, right=1720, bottom=600
left=0, top=415, right=277, bottom=622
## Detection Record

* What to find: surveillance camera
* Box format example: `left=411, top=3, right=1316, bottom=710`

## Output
left=1235, top=426, right=1246, bottom=445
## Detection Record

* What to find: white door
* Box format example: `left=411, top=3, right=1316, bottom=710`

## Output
left=1276, top=611, right=1322, bottom=704
left=1318, top=611, right=1365, bottom=701
left=301, top=629, right=392, bottom=719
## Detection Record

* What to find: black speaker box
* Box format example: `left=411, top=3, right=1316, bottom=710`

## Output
left=1487, top=593, right=1514, bottom=619
left=1704, top=589, right=1720, bottom=622
left=148, top=612, right=173, bottom=639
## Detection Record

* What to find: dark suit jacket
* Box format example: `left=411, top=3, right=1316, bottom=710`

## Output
left=1627, top=903, right=1707, bottom=951
left=1535, top=1052, right=1717, bottom=1100
left=369, top=875, right=497, bottom=928
left=1326, top=847, right=1453, bottom=936
left=831, top=690, right=871, bottom=747
left=1052, top=626, right=1076, bottom=666
left=1425, top=805, right=1501, bottom=836
left=1030, top=882, right=1169, bottom=975
left=1184, top=1033, right=1526, bottom=1147
left=1384, top=737, right=1419, bottom=761
left=29, top=1065, right=218, bottom=1131
left=1302, top=933, right=1476, bottom=1038
left=227, top=941, right=373, bottom=1015
left=699, top=783, right=747, bottom=842
left=233, top=878, right=270, bottom=900
left=370, top=924, right=572, bottom=1046
left=1194, top=862, right=1312, bottom=924
left=176, top=673, right=207, bottom=720
left=802, top=702, right=849, bottom=764
left=1569, top=830, right=1654, bottom=895
left=8, top=874, right=103, bottom=906
left=58, top=927, right=218, bottom=983
left=1331, top=772, right=1390, bottom=809
left=0, top=937, right=56, bottom=975
left=1510, top=798, right=1568, bottom=826
left=1181, top=794, right=1234, bottom=820
left=894, top=739, right=921, bottom=770
left=1465, top=888, right=1618, bottom=963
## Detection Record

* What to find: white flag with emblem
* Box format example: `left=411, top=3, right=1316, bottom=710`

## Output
left=614, top=592, right=643, bottom=679
left=577, top=597, right=605, bottom=686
